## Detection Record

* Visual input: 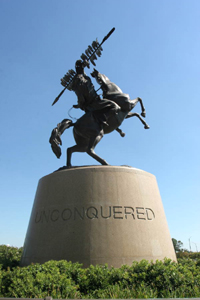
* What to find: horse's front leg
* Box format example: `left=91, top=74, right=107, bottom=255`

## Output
left=138, top=97, right=146, bottom=117
left=116, top=128, right=125, bottom=137
left=130, top=97, right=146, bottom=117
left=126, top=112, right=150, bottom=129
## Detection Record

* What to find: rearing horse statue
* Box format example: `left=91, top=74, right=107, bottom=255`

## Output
left=49, top=70, right=150, bottom=166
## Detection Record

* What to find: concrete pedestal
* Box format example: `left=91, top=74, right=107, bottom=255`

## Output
left=21, top=166, right=176, bottom=267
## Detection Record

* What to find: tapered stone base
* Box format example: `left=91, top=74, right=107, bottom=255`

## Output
left=21, top=166, right=176, bottom=267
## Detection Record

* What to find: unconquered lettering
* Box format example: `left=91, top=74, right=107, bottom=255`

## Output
left=34, top=205, right=155, bottom=223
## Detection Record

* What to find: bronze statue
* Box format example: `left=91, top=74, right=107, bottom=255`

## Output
left=50, top=28, right=150, bottom=166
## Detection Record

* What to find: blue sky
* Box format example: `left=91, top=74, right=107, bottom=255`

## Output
left=0, top=0, right=199, bottom=252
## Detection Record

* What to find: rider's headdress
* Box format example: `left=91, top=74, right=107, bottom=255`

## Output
left=60, top=39, right=103, bottom=91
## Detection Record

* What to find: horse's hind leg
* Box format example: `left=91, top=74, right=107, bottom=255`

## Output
left=126, top=112, right=150, bottom=129
left=67, top=144, right=87, bottom=167
left=87, top=133, right=109, bottom=165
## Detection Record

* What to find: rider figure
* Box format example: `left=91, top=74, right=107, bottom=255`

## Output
left=71, top=60, right=120, bottom=126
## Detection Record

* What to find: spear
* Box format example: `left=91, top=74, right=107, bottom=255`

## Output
left=52, top=27, right=115, bottom=106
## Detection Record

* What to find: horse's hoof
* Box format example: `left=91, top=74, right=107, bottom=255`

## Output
left=141, top=111, right=146, bottom=118
left=144, top=124, right=150, bottom=129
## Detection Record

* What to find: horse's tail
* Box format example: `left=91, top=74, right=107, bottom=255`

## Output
left=49, top=119, right=74, bottom=158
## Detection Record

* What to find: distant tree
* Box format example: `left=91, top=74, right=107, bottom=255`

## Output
left=0, top=244, right=23, bottom=269
left=172, top=238, right=183, bottom=253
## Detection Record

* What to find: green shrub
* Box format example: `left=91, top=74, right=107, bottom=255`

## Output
left=1, top=261, right=80, bottom=298
left=0, top=257, right=200, bottom=298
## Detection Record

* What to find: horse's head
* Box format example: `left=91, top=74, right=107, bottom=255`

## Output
left=91, top=68, right=122, bottom=95
left=91, top=69, right=110, bottom=88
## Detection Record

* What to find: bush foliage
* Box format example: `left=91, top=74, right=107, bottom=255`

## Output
left=0, top=245, right=200, bottom=298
